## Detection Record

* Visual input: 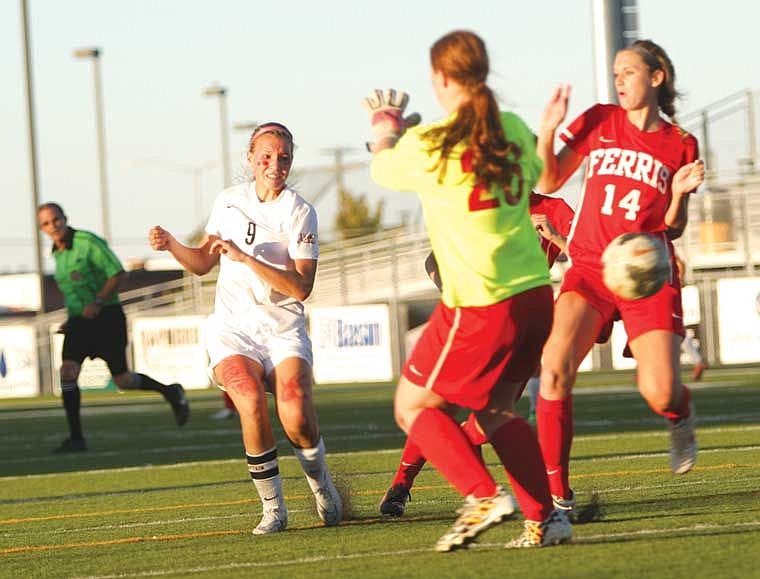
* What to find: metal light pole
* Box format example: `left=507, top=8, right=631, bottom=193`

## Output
left=73, top=47, right=111, bottom=242
left=19, top=0, right=45, bottom=312
left=20, top=0, right=55, bottom=396
left=203, top=84, right=231, bottom=188
left=591, top=0, right=639, bottom=103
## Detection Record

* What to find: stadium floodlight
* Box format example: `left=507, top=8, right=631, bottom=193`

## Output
left=233, top=121, right=259, bottom=132
left=203, top=84, right=231, bottom=188
left=73, top=46, right=111, bottom=242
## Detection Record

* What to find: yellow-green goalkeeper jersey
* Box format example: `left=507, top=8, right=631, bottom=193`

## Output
left=371, top=111, right=550, bottom=307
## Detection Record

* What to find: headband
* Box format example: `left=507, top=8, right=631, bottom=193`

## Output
left=250, top=122, right=293, bottom=143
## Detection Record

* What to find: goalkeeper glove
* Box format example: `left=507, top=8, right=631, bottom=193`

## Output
left=362, top=89, right=421, bottom=153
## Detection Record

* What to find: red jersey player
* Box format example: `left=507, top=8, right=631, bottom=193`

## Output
left=535, top=39, right=705, bottom=518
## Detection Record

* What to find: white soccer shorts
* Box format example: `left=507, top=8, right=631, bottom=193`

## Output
left=205, top=313, right=313, bottom=389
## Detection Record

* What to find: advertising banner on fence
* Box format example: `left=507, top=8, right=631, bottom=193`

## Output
left=50, top=325, right=115, bottom=393
left=132, top=315, right=209, bottom=389
left=717, top=277, right=760, bottom=364
left=0, top=273, right=42, bottom=313
left=310, top=305, right=394, bottom=384
left=0, top=324, right=38, bottom=398
left=682, top=285, right=701, bottom=326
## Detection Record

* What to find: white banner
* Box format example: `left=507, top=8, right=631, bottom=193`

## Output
left=0, top=274, right=42, bottom=313
left=682, top=285, right=701, bottom=326
left=310, top=305, right=394, bottom=384
left=50, top=325, right=115, bottom=393
left=0, top=324, right=38, bottom=398
left=610, top=322, right=637, bottom=370
left=132, top=316, right=210, bottom=389
left=717, top=277, right=760, bottom=364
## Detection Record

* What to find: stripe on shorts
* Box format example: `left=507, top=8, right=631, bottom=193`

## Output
left=425, top=307, right=461, bottom=390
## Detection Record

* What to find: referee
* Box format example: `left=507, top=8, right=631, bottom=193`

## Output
left=37, top=203, right=189, bottom=453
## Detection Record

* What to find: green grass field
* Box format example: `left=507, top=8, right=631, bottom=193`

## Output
left=2, top=368, right=760, bottom=578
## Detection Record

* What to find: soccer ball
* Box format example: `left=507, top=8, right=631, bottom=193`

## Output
left=601, top=233, right=671, bottom=300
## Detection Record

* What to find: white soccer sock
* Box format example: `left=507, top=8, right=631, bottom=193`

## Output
left=526, top=376, right=541, bottom=413
left=293, top=437, right=328, bottom=492
left=247, top=447, right=285, bottom=511
left=681, top=335, right=703, bottom=365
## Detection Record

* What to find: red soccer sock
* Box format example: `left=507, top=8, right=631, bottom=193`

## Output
left=391, top=437, right=426, bottom=489
left=661, top=384, right=692, bottom=422
left=490, top=416, right=553, bottom=522
left=408, top=408, right=497, bottom=498
left=537, top=394, right=574, bottom=500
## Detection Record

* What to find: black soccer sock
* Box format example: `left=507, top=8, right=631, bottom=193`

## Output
left=60, top=380, right=83, bottom=440
left=132, top=373, right=169, bottom=393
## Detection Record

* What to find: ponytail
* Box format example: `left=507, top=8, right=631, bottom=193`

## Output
left=423, top=30, right=524, bottom=205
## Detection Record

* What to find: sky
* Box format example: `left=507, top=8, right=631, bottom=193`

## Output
left=1, top=0, right=758, bottom=273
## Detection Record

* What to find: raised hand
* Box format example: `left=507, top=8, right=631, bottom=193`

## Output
left=362, top=89, right=421, bottom=153
left=672, top=159, right=706, bottom=197
left=540, top=84, right=571, bottom=133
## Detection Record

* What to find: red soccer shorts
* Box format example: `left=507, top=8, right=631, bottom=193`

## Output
left=559, top=259, right=684, bottom=342
left=402, top=285, right=553, bottom=411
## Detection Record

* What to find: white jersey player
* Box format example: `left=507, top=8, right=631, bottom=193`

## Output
left=149, top=122, right=341, bottom=535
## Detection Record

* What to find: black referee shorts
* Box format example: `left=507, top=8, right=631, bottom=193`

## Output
left=62, top=304, right=129, bottom=376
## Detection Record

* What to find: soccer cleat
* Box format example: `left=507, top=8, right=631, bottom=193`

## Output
left=505, top=509, right=572, bottom=548
left=379, top=484, right=411, bottom=517
left=669, top=402, right=697, bottom=475
left=312, top=469, right=342, bottom=526
left=52, top=437, right=87, bottom=454
left=167, top=384, right=190, bottom=427
left=434, top=486, right=516, bottom=553
left=552, top=490, right=576, bottom=521
left=210, top=407, right=237, bottom=420
left=252, top=507, right=288, bottom=535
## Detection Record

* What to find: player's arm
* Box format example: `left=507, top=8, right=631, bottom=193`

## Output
left=531, top=213, right=567, bottom=253
left=148, top=226, right=220, bottom=276
left=536, top=85, right=585, bottom=193
left=209, top=238, right=317, bottom=301
left=663, top=159, right=705, bottom=237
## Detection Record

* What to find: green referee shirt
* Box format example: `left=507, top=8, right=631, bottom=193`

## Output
left=52, top=228, right=124, bottom=317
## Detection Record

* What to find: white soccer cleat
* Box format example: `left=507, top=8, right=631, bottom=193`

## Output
left=210, top=407, right=237, bottom=420
left=252, top=507, right=288, bottom=535
left=669, top=401, right=697, bottom=475
left=313, top=469, right=342, bottom=526
left=434, top=486, right=517, bottom=553
left=505, top=509, right=573, bottom=549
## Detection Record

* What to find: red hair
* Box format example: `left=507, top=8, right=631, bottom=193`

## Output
left=422, top=30, right=523, bottom=205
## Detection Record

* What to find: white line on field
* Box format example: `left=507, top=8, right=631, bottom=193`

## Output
left=3, top=427, right=760, bottom=482
left=13, top=474, right=760, bottom=539
left=583, top=444, right=760, bottom=463
left=71, top=520, right=760, bottom=579
left=1, top=510, right=315, bottom=538
left=597, top=475, right=760, bottom=494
